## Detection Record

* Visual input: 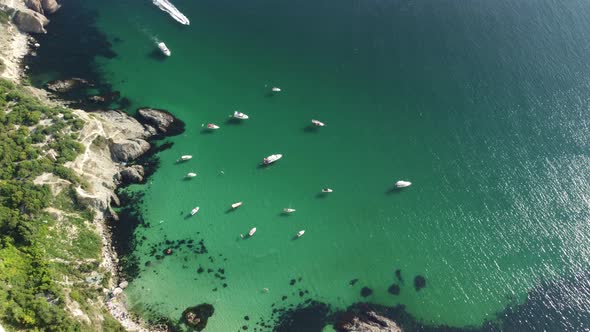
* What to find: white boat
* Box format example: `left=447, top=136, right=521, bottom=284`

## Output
left=190, top=207, right=200, bottom=215
left=271, top=87, right=281, bottom=92
left=297, top=230, right=305, bottom=237
left=233, top=111, right=249, bottom=120
left=152, top=0, right=190, bottom=25
left=157, top=42, right=171, bottom=56
left=395, top=180, right=412, bottom=188
left=311, top=119, right=325, bottom=127
left=207, top=123, right=220, bottom=129
left=186, top=172, right=197, bottom=178
left=248, top=227, right=257, bottom=236
left=263, top=154, right=283, bottom=165
left=283, top=208, right=296, bottom=213
left=231, top=202, right=243, bottom=209
left=178, top=155, right=192, bottom=162
left=321, top=188, right=333, bottom=193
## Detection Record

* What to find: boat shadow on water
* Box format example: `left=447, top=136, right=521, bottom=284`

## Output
left=385, top=187, right=405, bottom=195
left=225, top=117, right=243, bottom=125
left=316, top=192, right=330, bottom=199
left=303, top=125, right=320, bottom=133
left=148, top=49, right=168, bottom=61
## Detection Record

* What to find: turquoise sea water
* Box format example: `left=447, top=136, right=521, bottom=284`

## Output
left=30, top=0, right=590, bottom=330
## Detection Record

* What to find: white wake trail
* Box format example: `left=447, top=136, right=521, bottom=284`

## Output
left=152, top=0, right=190, bottom=25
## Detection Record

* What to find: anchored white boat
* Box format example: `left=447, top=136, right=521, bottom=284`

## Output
left=158, top=42, right=171, bottom=56
left=207, top=123, right=220, bottom=129
left=321, top=188, right=333, bottom=193
left=231, top=202, right=243, bottom=209
left=233, top=111, right=249, bottom=120
left=152, top=0, right=190, bottom=25
left=297, top=230, right=305, bottom=237
left=263, top=154, right=283, bottom=165
left=271, top=87, right=281, bottom=92
left=186, top=172, right=197, bottom=178
left=248, top=227, right=257, bottom=236
left=178, top=155, right=192, bottom=162
left=395, top=180, right=412, bottom=188
left=283, top=208, right=296, bottom=213
left=311, top=119, right=325, bottom=127
left=190, top=207, right=200, bottom=215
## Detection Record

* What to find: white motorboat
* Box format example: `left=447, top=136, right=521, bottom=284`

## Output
left=263, top=154, right=283, bottom=165
left=283, top=208, right=296, bottom=213
left=207, top=123, right=220, bottom=130
left=190, top=207, right=200, bottom=215
left=178, top=155, right=192, bottom=162
left=231, top=202, right=243, bottom=209
left=233, top=111, right=249, bottom=120
left=321, top=188, right=333, bottom=193
left=152, top=0, right=190, bottom=25
left=297, top=230, right=305, bottom=237
left=186, top=172, right=197, bottom=178
left=158, top=42, right=171, bottom=56
left=395, top=180, right=412, bottom=188
left=271, top=87, right=281, bottom=92
left=248, top=227, right=257, bottom=236
left=311, top=119, right=325, bottom=127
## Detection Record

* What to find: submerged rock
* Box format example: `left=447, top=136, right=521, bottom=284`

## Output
left=13, top=9, right=49, bottom=34
left=182, top=304, right=214, bottom=331
left=335, top=311, right=403, bottom=332
left=414, top=275, right=426, bottom=291
left=360, top=287, right=373, bottom=297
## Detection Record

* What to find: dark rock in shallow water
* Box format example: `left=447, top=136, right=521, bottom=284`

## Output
left=387, top=284, right=400, bottom=295
left=414, top=275, right=426, bottom=291
left=137, top=107, right=185, bottom=136
left=350, top=278, right=359, bottom=286
left=86, top=91, right=120, bottom=104
left=182, top=304, right=214, bottom=331
left=335, top=310, right=403, bottom=332
left=360, top=287, right=373, bottom=297
left=395, top=269, right=403, bottom=284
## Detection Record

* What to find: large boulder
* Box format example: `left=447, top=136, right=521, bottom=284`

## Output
left=118, top=165, right=144, bottom=184
left=137, top=108, right=175, bottom=134
left=110, top=139, right=150, bottom=162
left=41, top=0, right=60, bottom=14
left=25, top=0, right=43, bottom=14
left=182, top=304, right=214, bottom=331
left=13, top=9, right=49, bottom=34
left=336, top=311, right=402, bottom=332
left=46, top=78, right=92, bottom=93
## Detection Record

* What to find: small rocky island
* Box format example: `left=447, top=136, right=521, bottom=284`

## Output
left=182, top=304, right=215, bottom=331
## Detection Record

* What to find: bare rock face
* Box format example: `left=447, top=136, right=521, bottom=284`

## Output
left=46, top=78, right=92, bottom=93
left=336, top=312, right=402, bottom=332
left=25, top=0, right=43, bottom=14
left=118, top=165, right=145, bottom=184
left=13, top=9, right=49, bottom=34
left=137, top=108, right=175, bottom=133
left=98, top=110, right=154, bottom=139
left=41, top=0, right=60, bottom=14
left=110, top=139, right=150, bottom=163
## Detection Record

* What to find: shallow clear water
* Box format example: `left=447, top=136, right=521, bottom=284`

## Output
left=29, top=0, right=590, bottom=330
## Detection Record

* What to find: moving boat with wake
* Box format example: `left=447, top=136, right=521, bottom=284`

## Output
left=152, top=0, right=190, bottom=25
left=158, top=42, right=171, bottom=56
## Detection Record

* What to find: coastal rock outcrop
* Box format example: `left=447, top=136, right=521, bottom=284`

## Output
left=110, top=139, right=150, bottom=163
left=46, top=78, right=92, bottom=93
left=335, top=311, right=402, bottom=332
left=25, top=0, right=43, bottom=14
left=41, top=0, right=60, bottom=14
left=118, top=165, right=145, bottom=184
left=13, top=9, right=49, bottom=34
left=137, top=108, right=178, bottom=134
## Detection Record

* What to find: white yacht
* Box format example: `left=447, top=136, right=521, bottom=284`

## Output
left=263, top=154, right=283, bottom=165
left=190, top=207, right=200, bottom=215
left=283, top=208, right=296, bottom=213
left=231, top=202, right=243, bottom=209
left=233, top=111, right=249, bottom=120
left=249, top=227, right=257, bottom=236
left=395, top=180, right=412, bottom=188
left=158, top=42, right=171, bottom=56
left=271, top=87, right=281, bottom=92
left=321, top=188, right=333, bottom=193
left=311, top=119, right=325, bottom=127
left=178, top=155, right=192, bottom=162
left=186, top=172, right=197, bottom=178
left=207, top=123, right=220, bottom=130
left=297, top=230, right=305, bottom=237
